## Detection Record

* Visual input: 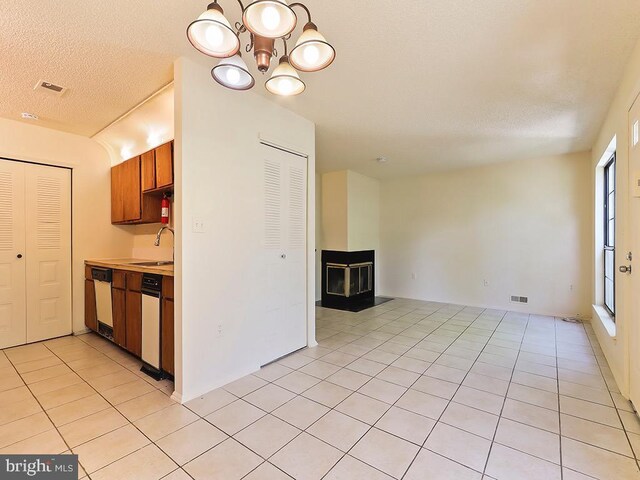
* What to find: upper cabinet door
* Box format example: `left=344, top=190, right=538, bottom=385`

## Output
left=155, top=142, right=173, bottom=189
left=120, top=157, right=142, bottom=222
left=0, top=160, right=27, bottom=349
left=111, top=164, right=124, bottom=223
left=141, top=150, right=156, bottom=192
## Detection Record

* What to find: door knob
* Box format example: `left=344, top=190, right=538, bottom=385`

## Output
left=619, top=265, right=632, bottom=274
left=16, top=254, right=22, bottom=259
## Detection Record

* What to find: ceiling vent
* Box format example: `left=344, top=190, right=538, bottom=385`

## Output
left=510, top=295, right=528, bottom=304
left=34, top=80, right=67, bottom=97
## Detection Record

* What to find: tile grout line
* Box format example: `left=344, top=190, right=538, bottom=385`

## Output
left=554, top=317, right=564, bottom=480
left=478, top=312, right=531, bottom=478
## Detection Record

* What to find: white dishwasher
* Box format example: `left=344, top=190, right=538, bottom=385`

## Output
left=141, top=273, right=163, bottom=379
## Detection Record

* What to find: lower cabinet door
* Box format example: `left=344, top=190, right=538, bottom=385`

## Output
left=84, top=279, right=97, bottom=332
left=112, top=288, right=127, bottom=347
left=161, top=298, right=174, bottom=375
left=125, top=290, right=142, bottom=357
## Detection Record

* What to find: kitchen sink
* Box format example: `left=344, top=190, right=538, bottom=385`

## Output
left=130, top=261, right=174, bottom=266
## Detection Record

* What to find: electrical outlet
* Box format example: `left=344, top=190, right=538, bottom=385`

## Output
left=483, top=280, right=489, bottom=287
left=411, top=273, right=417, bottom=280
left=216, top=323, right=223, bottom=338
left=192, top=217, right=205, bottom=233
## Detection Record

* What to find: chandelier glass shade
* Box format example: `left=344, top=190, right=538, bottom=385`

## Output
left=187, top=0, right=334, bottom=95
left=211, top=54, right=256, bottom=90
left=265, top=56, right=305, bottom=96
left=289, top=23, right=335, bottom=72
left=187, top=4, right=241, bottom=58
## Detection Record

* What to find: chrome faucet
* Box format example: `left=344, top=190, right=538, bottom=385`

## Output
left=154, top=226, right=175, bottom=261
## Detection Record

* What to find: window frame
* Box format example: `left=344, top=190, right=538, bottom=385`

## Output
left=603, top=153, right=616, bottom=317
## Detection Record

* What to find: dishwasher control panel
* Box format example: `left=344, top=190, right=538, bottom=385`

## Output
left=142, top=274, right=162, bottom=294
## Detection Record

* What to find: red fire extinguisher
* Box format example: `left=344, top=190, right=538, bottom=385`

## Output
left=161, top=193, right=170, bottom=224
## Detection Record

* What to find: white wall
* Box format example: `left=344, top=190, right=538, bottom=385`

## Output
left=379, top=152, right=592, bottom=318
left=347, top=171, right=380, bottom=252
left=174, top=57, right=316, bottom=403
left=321, top=171, right=348, bottom=251
left=589, top=36, right=640, bottom=396
left=321, top=170, right=380, bottom=252
left=0, top=118, right=133, bottom=333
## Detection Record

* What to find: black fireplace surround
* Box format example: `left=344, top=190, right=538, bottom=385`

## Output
left=321, top=250, right=376, bottom=311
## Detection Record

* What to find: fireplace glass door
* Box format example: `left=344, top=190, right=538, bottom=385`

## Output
left=326, top=262, right=372, bottom=297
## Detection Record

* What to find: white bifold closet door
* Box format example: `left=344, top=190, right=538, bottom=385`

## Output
left=261, top=144, right=307, bottom=365
left=0, top=160, right=71, bottom=349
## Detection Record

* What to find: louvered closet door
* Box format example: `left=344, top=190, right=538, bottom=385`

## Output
left=0, top=161, right=27, bottom=349
left=262, top=144, right=307, bottom=365
left=24, top=164, right=71, bottom=343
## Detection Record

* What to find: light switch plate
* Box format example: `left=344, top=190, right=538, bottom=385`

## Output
left=192, top=217, right=205, bottom=233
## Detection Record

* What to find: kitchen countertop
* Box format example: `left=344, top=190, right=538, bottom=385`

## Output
left=85, top=258, right=174, bottom=276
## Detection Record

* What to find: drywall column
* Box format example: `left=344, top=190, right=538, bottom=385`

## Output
left=174, top=57, right=316, bottom=403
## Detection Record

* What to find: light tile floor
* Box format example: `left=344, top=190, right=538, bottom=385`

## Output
left=1, top=299, right=640, bottom=479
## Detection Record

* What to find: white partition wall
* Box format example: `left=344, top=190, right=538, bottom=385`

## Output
left=174, top=57, right=316, bottom=403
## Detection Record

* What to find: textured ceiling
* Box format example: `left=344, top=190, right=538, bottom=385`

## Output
left=2, top=1, right=640, bottom=177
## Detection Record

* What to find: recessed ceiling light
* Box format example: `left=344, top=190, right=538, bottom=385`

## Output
left=21, top=112, right=39, bottom=120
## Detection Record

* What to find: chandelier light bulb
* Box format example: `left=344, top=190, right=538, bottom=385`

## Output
left=243, top=0, right=296, bottom=38
left=303, top=44, right=320, bottom=64
left=226, top=67, right=241, bottom=85
left=261, top=6, right=281, bottom=31
left=205, top=24, right=224, bottom=47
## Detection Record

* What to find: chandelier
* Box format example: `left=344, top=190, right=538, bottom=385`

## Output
left=187, top=1, right=335, bottom=96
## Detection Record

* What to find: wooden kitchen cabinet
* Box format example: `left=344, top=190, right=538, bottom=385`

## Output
left=161, top=277, right=174, bottom=375
left=141, top=150, right=156, bottom=192
left=111, top=156, right=163, bottom=225
left=112, top=288, right=127, bottom=347
left=141, top=141, right=174, bottom=192
left=125, top=272, right=143, bottom=357
left=84, top=265, right=174, bottom=376
left=111, top=157, right=141, bottom=223
left=155, top=142, right=173, bottom=189
left=111, top=269, right=127, bottom=348
left=84, top=279, right=97, bottom=332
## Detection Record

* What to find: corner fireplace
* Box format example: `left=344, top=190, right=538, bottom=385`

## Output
left=321, top=250, right=377, bottom=311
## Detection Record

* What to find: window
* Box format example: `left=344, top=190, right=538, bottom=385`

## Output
left=603, top=154, right=616, bottom=316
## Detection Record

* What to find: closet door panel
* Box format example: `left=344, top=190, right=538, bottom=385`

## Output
left=25, top=165, right=72, bottom=343
left=0, top=161, right=26, bottom=348
left=260, top=145, right=307, bottom=365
